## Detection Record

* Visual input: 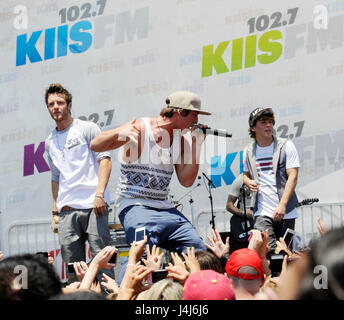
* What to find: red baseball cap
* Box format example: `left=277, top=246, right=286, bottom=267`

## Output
left=225, top=248, right=264, bottom=280
left=183, top=270, right=236, bottom=300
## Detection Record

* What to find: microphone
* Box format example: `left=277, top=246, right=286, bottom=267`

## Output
left=192, top=124, right=232, bottom=138
left=202, top=172, right=216, bottom=188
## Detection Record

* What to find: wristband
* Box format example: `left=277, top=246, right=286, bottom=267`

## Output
left=242, top=210, right=246, bottom=218
left=52, top=211, right=58, bottom=216
left=127, top=264, right=135, bottom=268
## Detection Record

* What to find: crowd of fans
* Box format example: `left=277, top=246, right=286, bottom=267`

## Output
left=0, top=218, right=343, bottom=300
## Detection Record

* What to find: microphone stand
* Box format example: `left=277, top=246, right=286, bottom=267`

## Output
left=175, top=182, right=201, bottom=226
left=176, top=182, right=201, bottom=204
left=240, top=185, right=249, bottom=241
left=189, top=195, right=195, bottom=226
left=203, top=176, right=215, bottom=230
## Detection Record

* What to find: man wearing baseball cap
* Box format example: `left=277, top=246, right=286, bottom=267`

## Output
left=225, top=248, right=265, bottom=298
left=242, top=107, right=300, bottom=257
left=183, top=269, right=236, bottom=300
left=90, top=91, right=211, bottom=283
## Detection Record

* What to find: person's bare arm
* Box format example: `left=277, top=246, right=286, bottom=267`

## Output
left=226, top=194, right=239, bottom=214
left=94, top=157, right=112, bottom=217
left=90, top=118, right=140, bottom=152
left=226, top=194, right=253, bottom=219
left=79, top=246, right=117, bottom=291
left=175, top=133, right=205, bottom=187
left=273, top=168, right=298, bottom=222
left=51, top=180, right=59, bottom=232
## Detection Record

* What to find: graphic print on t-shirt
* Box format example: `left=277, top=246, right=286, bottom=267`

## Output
left=256, top=156, right=274, bottom=184
left=255, top=144, right=279, bottom=218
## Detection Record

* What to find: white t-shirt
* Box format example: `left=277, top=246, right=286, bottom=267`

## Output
left=45, top=119, right=111, bottom=212
left=243, top=140, right=300, bottom=219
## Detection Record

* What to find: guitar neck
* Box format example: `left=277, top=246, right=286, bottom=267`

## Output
left=296, top=198, right=319, bottom=207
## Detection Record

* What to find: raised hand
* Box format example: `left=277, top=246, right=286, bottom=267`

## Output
left=181, top=247, right=200, bottom=274
left=165, top=252, right=190, bottom=284
left=117, top=265, right=152, bottom=300
left=275, top=237, right=292, bottom=256
left=91, top=246, right=118, bottom=270
left=128, top=235, right=147, bottom=264
left=142, top=244, right=164, bottom=270
left=205, top=229, right=230, bottom=259
left=317, top=218, right=327, bottom=236
left=73, top=261, right=89, bottom=282
left=101, top=273, right=119, bottom=295
left=248, top=229, right=269, bottom=259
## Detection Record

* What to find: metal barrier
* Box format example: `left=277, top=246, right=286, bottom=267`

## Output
left=5, top=202, right=344, bottom=279
left=6, top=220, right=60, bottom=256
left=5, top=218, right=127, bottom=282
left=195, top=202, right=344, bottom=248
left=6, top=219, right=69, bottom=281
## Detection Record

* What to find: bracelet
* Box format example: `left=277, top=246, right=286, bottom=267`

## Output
left=52, top=211, right=58, bottom=216
left=127, top=264, right=135, bottom=268
left=95, top=195, right=104, bottom=199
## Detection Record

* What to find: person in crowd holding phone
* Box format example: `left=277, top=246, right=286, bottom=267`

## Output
left=243, top=108, right=300, bottom=257
left=90, top=91, right=210, bottom=267
left=44, top=83, right=113, bottom=283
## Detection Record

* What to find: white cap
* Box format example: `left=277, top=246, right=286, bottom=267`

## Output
left=165, top=91, right=211, bottom=115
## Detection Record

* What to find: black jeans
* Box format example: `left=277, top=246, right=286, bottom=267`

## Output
left=253, top=215, right=295, bottom=258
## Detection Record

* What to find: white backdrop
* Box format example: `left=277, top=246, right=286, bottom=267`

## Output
left=1, top=0, right=344, bottom=276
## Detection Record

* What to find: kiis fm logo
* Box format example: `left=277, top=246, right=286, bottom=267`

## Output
left=16, top=7, right=149, bottom=66
left=201, top=6, right=340, bottom=77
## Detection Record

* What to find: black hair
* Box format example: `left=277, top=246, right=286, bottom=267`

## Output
left=0, top=254, right=62, bottom=300
left=298, top=227, right=344, bottom=300
left=195, top=250, right=224, bottom=274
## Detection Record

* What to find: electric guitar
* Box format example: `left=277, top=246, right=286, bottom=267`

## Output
left=296, top=198, right=319, bottom=207
left=229, top=197, right=319, bottom=252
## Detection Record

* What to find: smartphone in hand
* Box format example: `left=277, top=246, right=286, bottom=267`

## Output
left=108, top=250, right=118, bottom=265
left=135, top=227, right=146, bottom=243
left=283, top=228, right=295, bottom=249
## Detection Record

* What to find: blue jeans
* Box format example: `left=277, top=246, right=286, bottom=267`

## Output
left=119, top=205, right=205, bottom=252
left=117, top=205, right=206, bottom=284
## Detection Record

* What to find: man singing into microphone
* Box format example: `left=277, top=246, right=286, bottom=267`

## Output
left=90, top=91, right=210, bottom=261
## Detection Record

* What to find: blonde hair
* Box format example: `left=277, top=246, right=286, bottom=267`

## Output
left=145, top=279, right=183, bottom=300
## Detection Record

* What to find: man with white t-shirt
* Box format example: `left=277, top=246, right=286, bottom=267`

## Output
left=44, top=83, right=113, bottom=282
left=243, top=107, right=300, bottom=256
